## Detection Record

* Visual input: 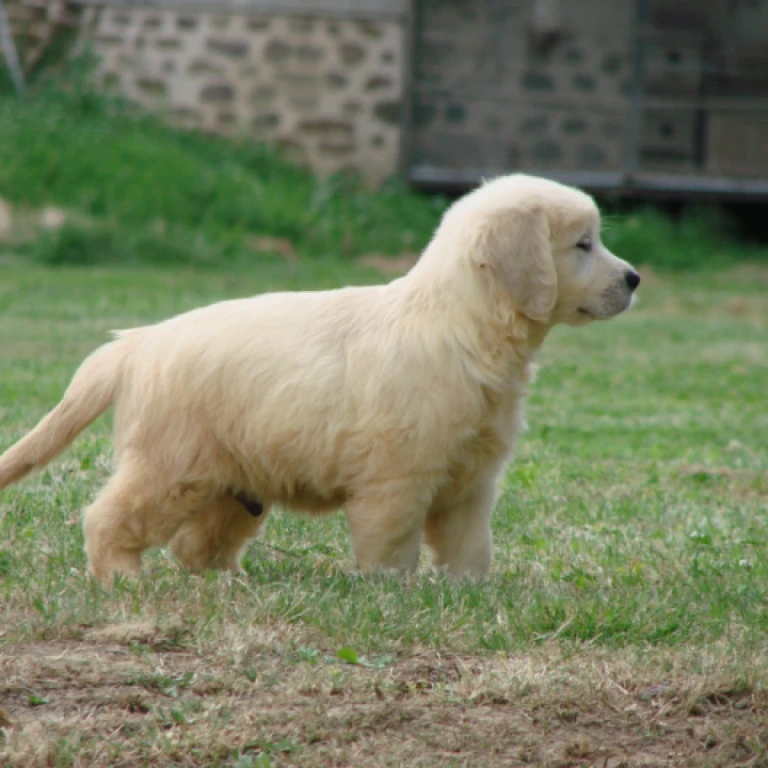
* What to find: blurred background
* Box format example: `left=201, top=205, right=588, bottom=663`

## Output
left=1, top=0, right=768, bottom=270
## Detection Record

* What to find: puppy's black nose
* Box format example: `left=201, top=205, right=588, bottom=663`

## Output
left=625, top=270, right=641, bottom=292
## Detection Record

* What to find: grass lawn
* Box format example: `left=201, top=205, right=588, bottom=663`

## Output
left=2, top=75, right=767, bottom=274
left=1, top=261, right=767, bottom=767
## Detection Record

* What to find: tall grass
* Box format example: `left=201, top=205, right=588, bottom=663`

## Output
left=1, top=63, right=766, bottom=270
left=0, top=68, right=444, bottom=267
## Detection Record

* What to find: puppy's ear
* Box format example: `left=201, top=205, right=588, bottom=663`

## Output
left=476, top=207, right=556, bottom=323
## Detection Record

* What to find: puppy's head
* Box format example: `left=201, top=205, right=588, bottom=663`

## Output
left=445, top=174, right=639, bottom=326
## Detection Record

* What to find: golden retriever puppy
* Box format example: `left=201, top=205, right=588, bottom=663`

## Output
left=0, top=174, right=639, bottom=584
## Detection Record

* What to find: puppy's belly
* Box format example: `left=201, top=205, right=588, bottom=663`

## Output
left=266, top=481, right=348, bottom=516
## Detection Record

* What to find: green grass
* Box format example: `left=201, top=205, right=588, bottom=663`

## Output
left=2, top=70, right=767, bottom=271
left=0, top=70, right=443, bottom=268
left=1, top=265, right=766, bottom=655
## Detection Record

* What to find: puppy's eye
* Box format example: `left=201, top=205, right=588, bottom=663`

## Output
left=576, top=236, right=592, bottom=252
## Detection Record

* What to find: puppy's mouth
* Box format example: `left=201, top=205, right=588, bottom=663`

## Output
left=576, top=302, right=625, bottom=321
left=578, top=287, right=636, bottom=321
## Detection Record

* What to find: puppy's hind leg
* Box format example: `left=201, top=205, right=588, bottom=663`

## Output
left=169, top=493, right=267, bottom=574
left=82, top=456, right=208, bottom=584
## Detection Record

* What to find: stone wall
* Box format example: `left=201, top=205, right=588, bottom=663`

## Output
left=409, top=0, right=633, bottom=178
left=78, top=2, right=407, bottom=180
left=408, top=0, right=768, bottom=185
left=3, top=1, right=407, bottom=181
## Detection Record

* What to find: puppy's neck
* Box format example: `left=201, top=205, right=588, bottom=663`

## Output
left=502, top=304, right=550, bottom=362
left=404, top=247, right=551, bottom=350
left=518, top=315, right=551, bottom=354
left=395, top=266, right=548, bottom=391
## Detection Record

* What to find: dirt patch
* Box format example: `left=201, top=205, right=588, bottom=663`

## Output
left=245, top=235, right=298, bottom=261
left=359, top=252, right=419, bottom=276
left=2, top=632, right=767, bottom=767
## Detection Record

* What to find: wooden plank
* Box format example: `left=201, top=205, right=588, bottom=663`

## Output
left=411, top=83, right=768, bottom=115
left=68, top=0, right=408, bottom=19
left=408, top=164, right=768, bottom=200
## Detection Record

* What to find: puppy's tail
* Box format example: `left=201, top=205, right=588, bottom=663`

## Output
left=0, top=336, right=133, bottom=489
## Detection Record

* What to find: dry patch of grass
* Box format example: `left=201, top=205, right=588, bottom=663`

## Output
left=3, top=626, right=768, bottom=767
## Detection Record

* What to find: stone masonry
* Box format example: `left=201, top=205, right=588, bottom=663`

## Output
left=84, top=5, right=406, bottom=180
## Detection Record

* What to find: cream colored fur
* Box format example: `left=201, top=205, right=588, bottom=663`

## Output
left=0, top=174, right=639, bottom=584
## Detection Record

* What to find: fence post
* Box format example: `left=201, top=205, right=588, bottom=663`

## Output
left=0, top=0, right=25, bottom=93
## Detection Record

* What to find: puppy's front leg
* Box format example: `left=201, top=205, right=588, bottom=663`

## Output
left=345, top=482, right=433, bottom=573
left=424, top=477, right=497, bottom=579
